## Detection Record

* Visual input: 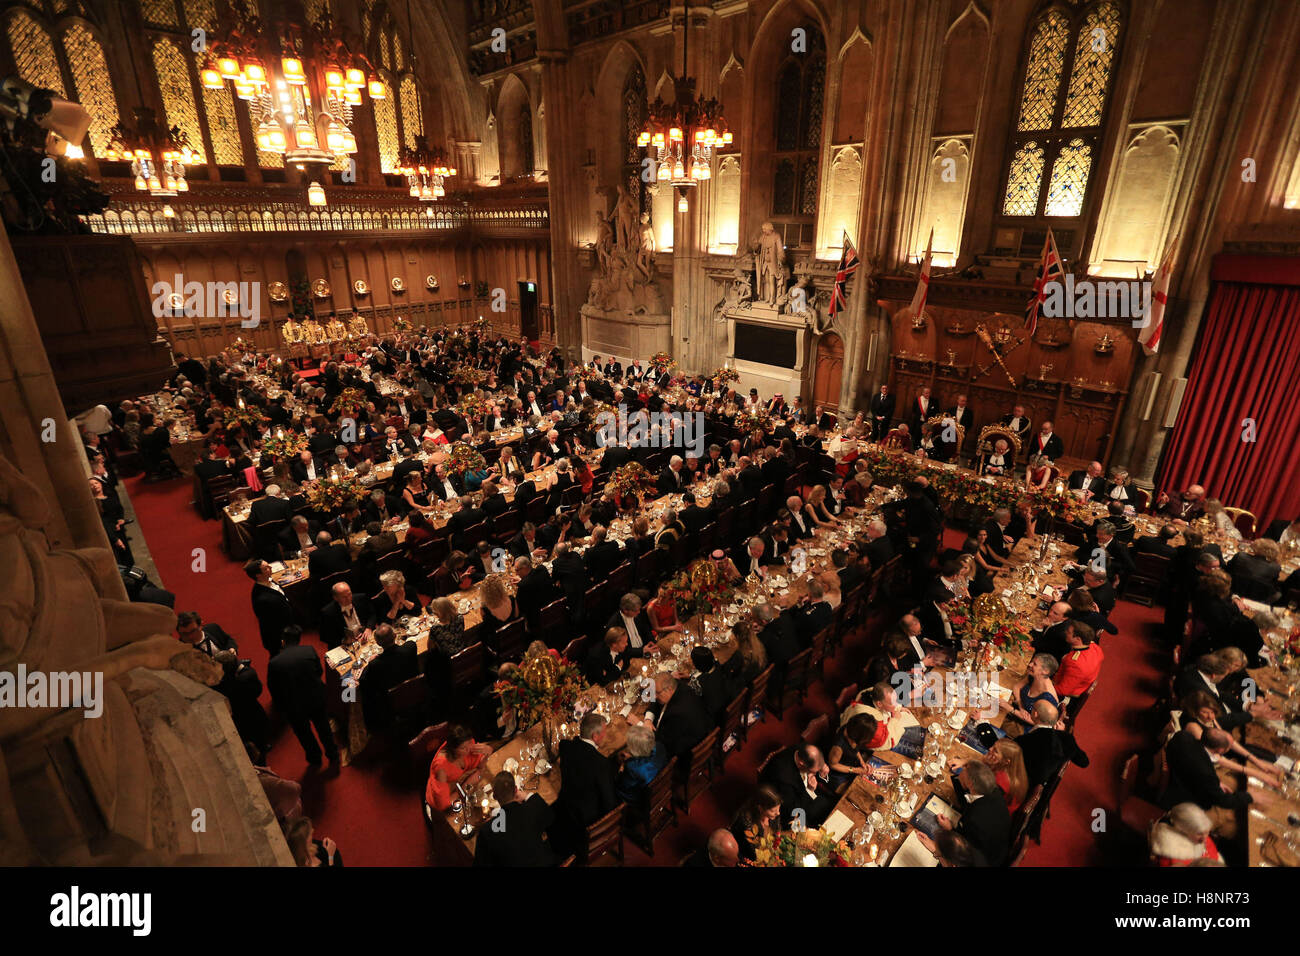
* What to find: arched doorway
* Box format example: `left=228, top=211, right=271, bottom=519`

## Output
left=813, top=331, right=843, bottom=412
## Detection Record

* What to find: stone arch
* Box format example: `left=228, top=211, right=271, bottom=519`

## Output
left=496, top=72, right=533, bottom=181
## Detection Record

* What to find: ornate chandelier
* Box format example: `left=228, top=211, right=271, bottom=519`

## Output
left=636, top=1, right=731, bottom=208
left=398, top=136, right=456, bottom=200
left=197, top=3, right=381, bottom=176
left=103, top=107, right=196, bottom=197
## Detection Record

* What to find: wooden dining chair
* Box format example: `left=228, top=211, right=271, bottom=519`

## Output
left=560, top=634, right=588, bottom=663
left=674, top=728, right=720, bottom=811
left=388, top=675, right=432, bottom=745
left=449, top=642, right=486, bottom=697
left=537, top=597, right=571, bottom=647
left=809, top=625, right=830, bottom=681
left=716, top=690, right=749, bottom=763
left=623, top=756, right=679, bottom=856
left=487, top=617, right=528, bottom=662
left=800, top=713, right=829, bottom=748
left=834, top=682, right=859, bottom=713
left=606, top=561, right=633, bottom=598
left=580, top=802, right=627, bottom=865
left=746, top=665, right=775, bottom=728
left=771, top=647, right=814, bottom=719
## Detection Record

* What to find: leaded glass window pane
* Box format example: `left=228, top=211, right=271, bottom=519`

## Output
left=1003, top=141, right=1045, bottom=216
left=1062, top=3, right=1120, bottom=128
left=204, top=83, right=244, bottom=166
left=1044, top=138, right=1091, bottom=217
left=775, top=63, right=800, bottom=151
left=8, top=10, right=65, bottom=97
left=394, top=30, right=404, bottom=70
left=373, top=76, right=399, bottom=172
left=1016, top=10, right=1069, bottom=132
left=139, top=0, right=179, bottom=28
left=399, top=73, right=421, bottom=147
left=802, top=52, right=824, bottom=151
left=798, top=157, right=818, bottom=216
left=184, top=0, right=217, bottom=33
left=379, top=30, right=392, bottom=72
left=153, top=38, right=207, bottom=163
left=63, top=25, right=119, bottom=158
left=773, top=158, right=796, bottom=215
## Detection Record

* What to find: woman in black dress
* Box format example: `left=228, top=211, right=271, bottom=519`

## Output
left=826, top=713, right=879, bottom=792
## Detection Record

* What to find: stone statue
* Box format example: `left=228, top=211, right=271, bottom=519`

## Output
left=755, top=221, right=784, bottom=305
left=614, top=183, right=639, bottom=254
left=636, top=212, right=656, bottom=279
left=594, top=211, right=614, bottom=275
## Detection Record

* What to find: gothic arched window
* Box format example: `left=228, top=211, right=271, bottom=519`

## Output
left=399, top=73, right=422, bottom=148
left=152, top=38, right=207, bottom=164
left=1001, top=2, right=1122, bottom=221
left=769, top=24, right=824, bottom=249
left=373, top=73, right=400, bottom=172
left=620, top=64, right=647, bottom=213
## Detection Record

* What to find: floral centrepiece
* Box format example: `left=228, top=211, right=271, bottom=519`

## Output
left=712, top=366, right=740, bottom=388
left=445, top=441, right=486, bottom=478
left=457, top=392, right=489, bottom=422
left=330, top=387, right=368, bottom=419
left=261, top=431, right=308, bottom=461
left=450, top=366, right=487, bottom=387
left=734, top=409, right=774, bottom=435
left=665, top=558, right=736, bottom=618
left=304, top=474, right=367, bottom=513
left=222, top=403, right=267, bottom=430
left=605, top=461, right=656, bottom=501
left=494, top=646, right=587, bottom=731
left=752, top=828, right=851, bottom=867
left=648, top=351, right=675, bottom=374
left=965, top=592, right=1032, bottom=658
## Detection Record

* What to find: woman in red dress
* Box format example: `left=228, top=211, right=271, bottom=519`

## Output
left=424, top=724, right=493, bottom=813
left=574, top=457, right=595, bottom=496
left=645, top=583, right=682, bottom=637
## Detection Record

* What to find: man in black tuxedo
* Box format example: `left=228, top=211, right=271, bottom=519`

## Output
left=678, top=492, right=711, bottom=534
left=791, top=579, right=833, bottom=645
left=447, top=495, right=487, bottom=549
left=657, top=455, right=685, bottom=496
left=902, top=479, right=945, bottom=565
left=318, top=580, right=376, bottom=649
left=509, top=522, right=544, bottom=560
left=946, top=394, right=974, bottom=433
left=870, top=384, right=895, bottom=440
left=1173, top=655, right=1252, bottom=731
left=245, top=558, right=296, bottom=656
left=175, top=611, right=270, bottom=760
left=584, top=627, right=632, bottom=685
left=428, top=463, right=464, bottom=502
left=550, top=543, right=590, bottom=623
left=358, top=623, right=418, bottom=733
left=909, top=386, right=936, bottom=439
left=984, top=507, right=1015, bottom=561
left=475, top=772, right=558, bottom=867
left=363, top=488, right=402, bottom=526
left=1031, top=602, right=1074, bottom=662
left=600, top=441, right=633, bottom=471
left=755, top=601, right=801, bottom=666
left=289, top=449, right=327, bottom=484
left=1162, top=727, right=1256, bottom=813
left=1226, top=541, right=1282, bottom=603
left=278, top=515, right=321, bottom=557
left=266, top=625, right=339, bottom=765
left=862, top=519, right=895, bottom=571
left=606, top=592, right=653, bottom=653
left=760, top=744, right=836, bottom=828
left=1027, top=420, right=1064, bottom=461
left=391, top=450, right=423, bottom=492
left=515, top=555, right=561, bottom=631
left=1017, top=701, right=1089, bottom=787
left=940, top=761, right=1011, bottom=866
left=644, top=674, right=714, bottom=759
left=583, top=526, right=625, bottom=581
left=1133, top=524, right=1178, bottom=560
left=999, top=405, right=1033, bottom=452
left=248, top=486, right=294, bottom=561
left=1075, top=521, right=1134, bottom=581
left=691, top=646, right=737, bottom=722
left=554, top=713, right=619, bottom=849
left=1066, top=461, right=1108, bottom=499
left=602, top=358, right=622, bottom=379
left=732, top=536, right=775, bottom=580
left=736, top=456, right=764, bottom=502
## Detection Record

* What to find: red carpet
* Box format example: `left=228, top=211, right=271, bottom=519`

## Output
left=126, top=473, right=1167, bottom=865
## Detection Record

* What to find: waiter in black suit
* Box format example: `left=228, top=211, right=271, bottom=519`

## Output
left=266, top=625, right=339, bottom=765
left=554, top=714, right=619, bottom=850
left=1017, top=700, right=1089, bottom=786
left=245, top=558, right=296, bottom=656
left=358, top=624, right=418, bottom=732
left=945, top=394, right=974, bottom=433
left=641, top=674, right=714, bottom=759
left=870, top=384, right=895, bottom=440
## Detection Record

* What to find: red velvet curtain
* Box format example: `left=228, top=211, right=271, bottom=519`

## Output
left=1155, top=257, right=1300, bottom=534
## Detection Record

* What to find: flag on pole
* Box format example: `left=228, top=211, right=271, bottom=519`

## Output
left=828, top=231, right=860, bottom=320
left=1025, top=227, right=1064, bottom=337
left=909, top=228, right=934, bottom=324
left=1139, top=244, right=1174, bottom=355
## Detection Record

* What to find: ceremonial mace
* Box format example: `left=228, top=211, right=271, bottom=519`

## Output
left=974, top=324, right=1019, bottom=388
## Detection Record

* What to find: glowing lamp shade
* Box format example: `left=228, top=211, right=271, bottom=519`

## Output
left=345, top=67, right=365, bottom=86
left=340, top=127, right=357, bottom=154
left=282, top=57, right=306, bottom=84
left=217, top=56, right=240, bottom=78
left=175, top=177, right=188, bottom=192
left=343, top=86, right=363, bottom=105
left=324, top=69, right=345, bottom=89
left=163, top=205, right=175, bottom=217
left=201, top=67, right=223, bottom=90
left=368, top=77, right=386, bottom=98
left=134, top=175, right=147, bottom=191
left=244, top=62, right=267, bottom=84
left=293, top=120, right=317, bottom=149
left=306, top=181, right=326, bottom=206
left=676, top=194, right=688, bottom=213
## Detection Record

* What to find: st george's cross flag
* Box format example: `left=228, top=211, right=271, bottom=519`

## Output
left=1025, top=227, right=1064, bottom=337
left=909, top=228, right=934, bottom=323
left=1139, top=245, right=1174, bottom=355
left=828, top=231, right=860, bottom=319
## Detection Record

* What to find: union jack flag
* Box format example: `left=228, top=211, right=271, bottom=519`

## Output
left=1025, top=227, right=1064, bottom=337
left=829, top=231, right=860, bottom=319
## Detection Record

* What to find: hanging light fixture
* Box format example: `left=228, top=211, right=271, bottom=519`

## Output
left=306, top=181, right=327, bottom=206
left=637, top=0, right=731, bottom=195
left=103, top=107, right=196, bottom=197
left=393, top=0, right=458, bottom=204
left=197, top=2, right=379, bottom=200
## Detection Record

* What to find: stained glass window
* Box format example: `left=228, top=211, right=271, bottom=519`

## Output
left=153, top=38, right=207, bottom=163
left=204, top=84, right=244, bottom=165
left=1062, top=3, right=1120, bottom=128
left=773, top=159, right=796, bottom=216
left=7, top=10, right=65, bottom=97
left=379, top=28, right=392, bottom=72
left=798, top=157, right=819, bottom=216
left=62, top=24, right=118, bottom=158
left=1003, top=142, right=1045, bottom=216
left=769, top=24, right=824, bottom=244
left=373, top=77, right=399, bottom=172
left=519, top=100, right=533, bottom=174
left=622, top=64, right=647, bottom=212
left=1045, top=138, right=1091, bottom=216
left=394, top=30, right=404, bottom=70
left=306, top=0, right=329, bottom=20
left=139, top=0, right=179, bottom=28
left=399, top=73, right=421, bottom=148
left=1017, top=12, right=1068, bottom=133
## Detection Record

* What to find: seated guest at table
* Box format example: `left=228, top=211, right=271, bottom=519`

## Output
left=864, top=632, right=923, bottom=696
left=1017, top=701, right=1089, bottom=787
left=428, top=463, right=463, bottom=502
left=1149, top=803, right=1221, bottom=867
left=447, top=495, right=486, bottom=550
left=645, top=583, right=683, bottom=637
left=475, top=574, right=519, bottom=644
left=1053, top=622, right=1103, bottom=699
left=1203, top=498, right=1243, bottom=540
left=334, top=503, right=366, bottom=540
left=754, top=601, right=801, bottom=667
left=616, top=723, right=668, bottom=808
left=1134, top=523, right=1179, bottom=559
left=1006, top=499, right=1037, bottom=543
left=477, top=480, right=509, bottom=522
left=1102, top=500, right=1136, bottom=544
left=792, top=579, right=833, bottom=645
left=584, top=627, right=632, bottom=685
left=682, top=829, right=741, bottom=868
left=508, top=521, right=543, bottom=560
left=401, top=471, right=433, bottom=513
left=402, top=510, right=436, bottom=554
left=427, top=596, right=472, bottom=657
left=1066, top=585, right=1117, bottom=637
left=497, top=445, right=526, bottom=481
left=555, top=713, right=619, bottom=847
left=832, top=549, right=864, bottom=593
left=1215, top=645, right=1279, bottom=717
left=1000, top=653, right=1060, bottom=729
left=1188, top=570, right=1263, bottom=662
left=276, top=515, right=318, bottom=559
left=607, top=592, right=653, bottom=652
left=1024, top=454, right=1052, bottom=490
left=1271, top=515, right=1300, bottom=551
left=933, top=760, right=1011, bottom=866
left=1160, top=726, right=1260, bottom=833
left=654, top=508, right=685, bottom=551
left=826, top=713, right=879, bottom=792
left=841, top=682, right=920, bottom=749
left=641, top=674, right=713, bottom=760
left=359, top=624, right=418, bottom=733
left=425, top=724, right=493, bottom=814
left=1067, top=461, right=1108, bottom=499
left=981, top=439, right=1012, bottom=477
left=949, top=739, right=1029, bottom=814
left=727, top=621, right=768, bottom=686
left=515, top=556, right=560, bottom=632
left=431, top=550, right=476, bottom=599
left=691, top=647, right=737, bottom=723
left=1225, top=538, right=1282, bottom=603
left=473, top=771, right=557, bottom=867
left=1174, top=691, right=1284, bottom=788
left=1156, top=484, right=1206, bottom=521
left=760, top=743, right=836, bottom=828
left=373, top=570, right=420, bottom=623
left=730, top=785, right=783, bottom=862
left=1031, top=602, right=1074, bottom=662
left=984, top=507, right=1015, bottom=561
left=801, top=485, right=836, bottom=528
left=1075, top=521, right=1134, bottom=581
left=319, top=581, right=375, bottom=649
left=578, top=526, right=620, bottom=582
